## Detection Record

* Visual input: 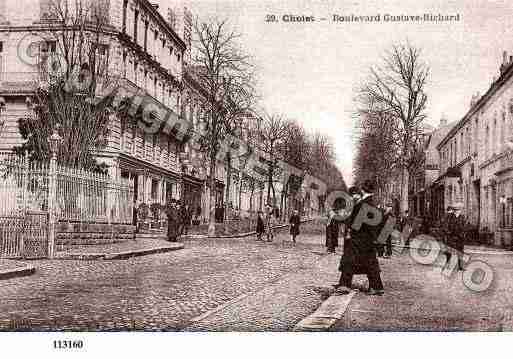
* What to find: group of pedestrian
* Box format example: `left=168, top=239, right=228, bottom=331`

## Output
left=165, top=200, right=192, bottom=242
left=333, top=180, right=385, bottom=296
left=256, top=204, right=299, bottom=243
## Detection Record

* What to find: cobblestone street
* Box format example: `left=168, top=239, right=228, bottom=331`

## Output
left=0, top=231, right=339, bottom=331
left=333, top=249, right=513, bottom=331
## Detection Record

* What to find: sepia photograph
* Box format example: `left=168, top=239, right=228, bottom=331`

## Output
left=1, top=0, right=513, bottom=356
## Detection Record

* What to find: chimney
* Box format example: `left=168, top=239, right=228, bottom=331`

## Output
left=151, top=3, right=159, bottom=9
left=439, top=114, right=448, bottom=127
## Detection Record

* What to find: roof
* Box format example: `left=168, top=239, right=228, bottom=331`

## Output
left=437, top=58, right=513, bottom=150
left=426, top=120, right=458, bottom=149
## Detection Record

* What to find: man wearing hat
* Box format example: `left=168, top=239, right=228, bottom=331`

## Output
left=337, top=180, right=384, bottom=295
left=445, top=202, right=466, bottom=270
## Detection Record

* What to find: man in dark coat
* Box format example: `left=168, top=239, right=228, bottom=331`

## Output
left=444, top=202, right=466, bottom=270
left=337, top=180, right=384, bottom=295
left=256, top=211, right=265, bottom=241
left=289, top=209, right=301, bottom=244
left=166, top=200, right=181, bottom=242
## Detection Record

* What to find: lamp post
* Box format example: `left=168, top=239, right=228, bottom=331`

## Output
left=0, top=96, right=6, bottom=140
left=47, top=129, right=62, bottom=259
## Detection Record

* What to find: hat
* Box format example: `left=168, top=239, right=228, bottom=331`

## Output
left=348, top=186, right=359, bottom=195
left=361, top=179, right=375, bottom=193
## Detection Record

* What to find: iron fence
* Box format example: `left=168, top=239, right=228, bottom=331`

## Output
left=0, top=152, right=134, bottom=258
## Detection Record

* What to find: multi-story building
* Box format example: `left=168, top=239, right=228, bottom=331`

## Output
left=437, top=51, right=513, bottom=245
left=0, top=0, right=323, bottom=229
left=408, top=117, right=455, bottom=222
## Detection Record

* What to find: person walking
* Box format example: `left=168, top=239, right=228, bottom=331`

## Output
left=383, top=204, right=394, bottom=258
left=289, top=209, right=301, bottom=244
left=446, top=202, right=466, bottom=270
left=326, top=209, right=339, bottom=253
left=166, top=200, right=180, bottom=242
left=337, top=180, right=384, bottom=295
left=256, top=211, right=265, bottom=241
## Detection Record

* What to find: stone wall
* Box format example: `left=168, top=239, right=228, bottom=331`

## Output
left=56, top=222, right=136, bottom=245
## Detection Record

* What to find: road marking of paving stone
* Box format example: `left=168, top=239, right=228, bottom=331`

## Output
left=294, top=292, right=355, bottom=331
left=183, top=253, right=340, bottom=331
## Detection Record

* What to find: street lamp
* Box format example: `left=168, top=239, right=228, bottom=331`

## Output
left=178, top=151, right=189, bottom=202
left=0, top=96, right=6, bottom=139
left=49, top=129, right=62, bottom=159
left=47, top=128, right=62, bottom=259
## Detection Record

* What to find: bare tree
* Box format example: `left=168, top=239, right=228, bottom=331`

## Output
left=255, top=112, right=290, bottom=207
left=15, top=0, right=114, bottom=170
left=357, top=43, right=429, bottom=212
left=192, top=18, right=256, bottom=234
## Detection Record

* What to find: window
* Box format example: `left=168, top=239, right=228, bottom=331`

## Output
left=96, top=44, right=108, bottom=74
left=122, top=52, right=127, bottom=77
left=485, top=126, right=490, bottom=159
left=475, top=118, right=479, bottom=154
left=0, top=41, right=3, bottom=81
left=122, top=0, right=128, bottom=33
left=502, top=112, right=506, bottom=150
left=133, top=10, right=139, bottom=43
left=151, top=179, right=158, bottom=202
left=40, top=0, right=56, bottom=20
left=144, top=21, right=149, bottom=51
left=133, top=62, right=138, bottom=84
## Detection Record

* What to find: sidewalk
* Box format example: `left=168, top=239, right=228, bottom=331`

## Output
left=0, top=259, right=35, bottom=280
left=55, top=238, right=184, bottom=260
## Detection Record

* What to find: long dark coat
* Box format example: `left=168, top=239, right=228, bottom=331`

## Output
left=289, top=214, right=300, bottom=236
left=339, top=194, right=381, bottom=275
left=326, top=217, right=339, bottom=248
left=445, top=213, right=466, bottom=252
left=256, top=216, right=265, bottom=234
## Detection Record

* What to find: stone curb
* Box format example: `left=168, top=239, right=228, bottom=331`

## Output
left=294, top=291, right=356, bottom=331
left=0, top=266, right=36, bottom=280
left=393, top=244, right=513, bottom=255
left=56, top=243, right=184, bottom=260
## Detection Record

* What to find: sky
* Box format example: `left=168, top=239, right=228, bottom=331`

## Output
left=156, top=0, right=513, bottom=186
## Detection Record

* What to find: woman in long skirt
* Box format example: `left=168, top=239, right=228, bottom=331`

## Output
left=326, top=209, right=339, bottom=253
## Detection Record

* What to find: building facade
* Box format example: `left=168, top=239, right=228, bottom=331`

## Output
left=437, top=51, right=513, bottom=245
left=0, top=0, right=326, bottom=228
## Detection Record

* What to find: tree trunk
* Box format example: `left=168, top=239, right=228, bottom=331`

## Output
left=225, top=155, right=232, bottom=217
left=400, top=166, right=409, bottom=214
left=208, top=157, right=217, bottom=237
left=238, top=175, right=243, bottom=211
